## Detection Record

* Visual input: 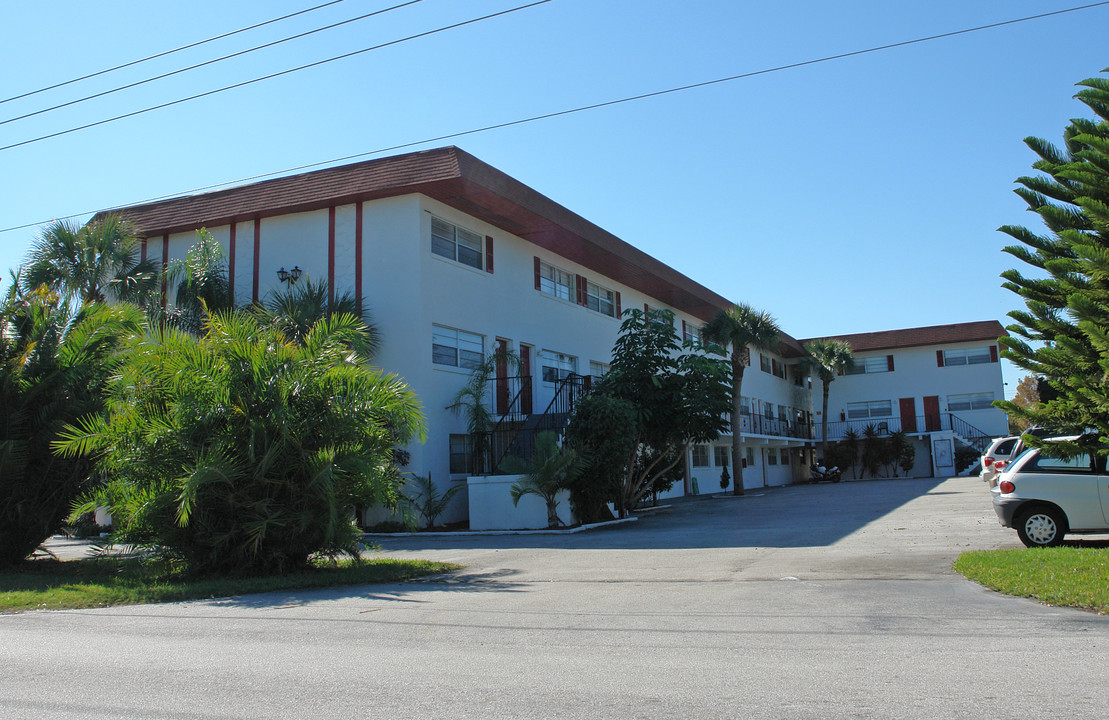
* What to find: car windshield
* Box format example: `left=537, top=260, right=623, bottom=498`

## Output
left=1005, top=447, right=1035, bottom=470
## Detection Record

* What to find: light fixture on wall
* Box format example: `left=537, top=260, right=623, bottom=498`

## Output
left=276, top=266, right=303, bottom=284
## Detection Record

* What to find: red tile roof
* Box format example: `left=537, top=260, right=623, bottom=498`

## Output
left=97, top=146, right=806, bottom=355
left=799, top=320, right=1007, bottom=352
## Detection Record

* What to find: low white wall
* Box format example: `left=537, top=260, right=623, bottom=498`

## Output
left=467, top=475, right=573, bottom=530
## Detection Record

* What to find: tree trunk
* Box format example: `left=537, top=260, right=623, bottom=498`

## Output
left=819, top=381, right=831, bottom=464
left=731, top=354, right=745, bottom=496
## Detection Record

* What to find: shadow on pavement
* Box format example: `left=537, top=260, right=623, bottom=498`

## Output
left=372, top=476, right=952, bottom=553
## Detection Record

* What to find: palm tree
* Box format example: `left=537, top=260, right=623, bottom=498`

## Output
left=0, top=283, right=144, bottom=567
left=803, top=338, right=855, bottom=464
left=159, top=229, right=232, bottom=335
left=510, top=431, right=585, bottom=528
left=23, top=213, right=157, bottom=305
left=255, top=277, right=380, bottom=358
left=446, top=346, right=519, bottom=475
left=702, top=303, right=781, bottom=495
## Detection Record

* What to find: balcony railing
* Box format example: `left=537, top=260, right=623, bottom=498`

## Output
left=814, top=413, right=992, bottom=452
left=725, top=412, right=813, bottom=440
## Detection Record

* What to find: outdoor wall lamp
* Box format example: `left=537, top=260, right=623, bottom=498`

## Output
left=276, top=266, right=303, bottom=284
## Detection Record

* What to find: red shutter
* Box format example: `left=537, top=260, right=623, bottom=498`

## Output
left=485, top=236, right=494, bottom=273
left=644, top=302, right=649, bottom=313
left=772, top=359, right=778, bottom=376
left=534, top=257, right=541, bottom=290
left=615, top=291, right=621, bottom=318
left=887, top=355, right=895, bottom=372
left=990, top=345, right=998, bottom=362
left=936, top=350, right=945, bottom=367
left=682, top=319, right=687, bottom=338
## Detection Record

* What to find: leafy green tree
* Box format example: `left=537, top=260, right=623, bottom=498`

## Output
left=563, top=394, right=638, bottom=523
left=702, top=303, right=781, bottom=495
left=1007, top=375, right=1041, bottom=434
left=402, top=473, right=463, bottom=529
left=58, top=311, right=424, bottom=575
left=23, top=213, right=157, bottom=305
left=591, top=309, right=730, bottom=515
left=997, top=69, right=1109, bottom=450
left=510, top=431, right=585, bottom=528
left=802, top=338, right=854, bottom=463
left=0, top=284, right=142, bottom=568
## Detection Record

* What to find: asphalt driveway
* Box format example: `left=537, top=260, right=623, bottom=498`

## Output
left=3, top=475, right=1107, bottom=719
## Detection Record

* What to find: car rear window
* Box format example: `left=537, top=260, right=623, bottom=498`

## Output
left=1028, top=452, right=1094, bottom=473
left=995, top=438, right=1017, bottom=454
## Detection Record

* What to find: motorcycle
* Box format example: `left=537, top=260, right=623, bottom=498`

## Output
left=809, top=463, right=842, bottom=483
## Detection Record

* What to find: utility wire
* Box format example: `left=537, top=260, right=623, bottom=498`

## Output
left=0, top=0, right=351, bottom=107
left=3, top=0, right=1107, bottom=234
left=0, top=0, right=427, bottom=127
left=0, top=0, right=551, bottom=153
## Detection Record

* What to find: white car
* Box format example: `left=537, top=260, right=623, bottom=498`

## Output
left=980, top=435, right=1019, bottom=488
left=992, top=438, right=1109, bottom=547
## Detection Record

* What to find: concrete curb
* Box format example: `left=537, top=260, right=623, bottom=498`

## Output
left=362, top=516, right=638, bottom=538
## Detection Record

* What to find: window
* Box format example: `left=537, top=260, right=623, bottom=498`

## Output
left=714, top=446, right=729, bottom=467
left=947, top=392, right=994, bottom=411
left=760, top=354, right=772, bottom=373
left=539, top=260, right=574, bottom=301
left=433, top=325, right=484, bottom=370
left=431, top=216, right=483, bottom=270
left=692, top=445, right=709, bottom=467
left=845, top=356, right=893, bottom=375
left=541, top=350, right=577, bottom=384
left=846, top=400, right=893, bottom=419
left=449, top=434, right=473, bottom=474
left=746, top=447, right=755, bottom=466
left=943, top=347, right=992, bottom=366
left=589, top=360, right=610, bottom=379
left=683, top=322, right=701, bottom=344
left=739, top=396, right=751, bottom=415
left=780, top=449, right=790, bottom=465
left=767, top=451, right=778, bottom=466
left=586, top=280, right=616, bottom=317
left=763, top=402, right=774, bottom=419
left=1030, top=452, right=1093, bottom=473
left=778, top=406, right=790, bottom=423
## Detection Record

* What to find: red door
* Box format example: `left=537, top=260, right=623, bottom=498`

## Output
left=495, top=339, right=509, bottom=415
left=923, top=395, right=940, bottom=432
left=899, top=398, right=917, bottom=433
left=519, top=345, right=533, bottom=415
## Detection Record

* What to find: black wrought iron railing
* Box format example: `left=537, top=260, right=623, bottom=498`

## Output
left=815, top=413, right=993, bottom=452
left=724, top=412, right=813, bottom=440
left=473, top=373, right=592, bottom=475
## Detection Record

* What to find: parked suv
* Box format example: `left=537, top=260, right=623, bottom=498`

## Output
left=980, top=436, right=1019, bottom=488
left=992, top=436, right=1109, bottom=547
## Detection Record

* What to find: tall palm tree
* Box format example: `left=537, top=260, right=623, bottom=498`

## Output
left=703, top=303, right=781, bottom=495
left=802, top=338, right=855, bottom=464
left=160, top=229, right=232, bottom=335
left=24, top=213, right=157, bottom=305
left=256, top=278, right=380, bottom=358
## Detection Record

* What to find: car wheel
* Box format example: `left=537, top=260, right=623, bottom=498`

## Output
left=1015, top=506, right=1067, bottom=548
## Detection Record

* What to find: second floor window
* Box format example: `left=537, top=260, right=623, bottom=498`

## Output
left=433, top=325, right=484, bottom=370
left=845, top=356, right=893, bottom=375
left=539, top=261, right=574, bottom=301
left=432, top=216, right=483, bottom=270
left=943, top=347, right=992, bottom=366
left=586, top=281, right=617, bottom=317
left=847, top=400, right=893, bottom=420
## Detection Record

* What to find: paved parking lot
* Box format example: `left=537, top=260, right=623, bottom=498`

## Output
left=3, top=475, right=1107, bottom=719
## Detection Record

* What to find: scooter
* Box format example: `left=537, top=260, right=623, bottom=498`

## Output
left=809, top=463, right=842, bottom=483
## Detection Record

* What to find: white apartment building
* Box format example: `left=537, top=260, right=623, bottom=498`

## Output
left=104, top=146, right=815, bottom=522
left=799, top=322, right=1009, bottom=477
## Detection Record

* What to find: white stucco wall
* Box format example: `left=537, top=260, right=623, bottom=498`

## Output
left=467, top=474, right=573, bottom=530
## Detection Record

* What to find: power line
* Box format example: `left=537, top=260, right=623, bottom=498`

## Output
left=0, top=0, right=427, bottom=128
left=0, top=0, right=351, bottom=107
left=3, top=0, right=1107, bottom=235
left=0, top=0, right=552, bottom=153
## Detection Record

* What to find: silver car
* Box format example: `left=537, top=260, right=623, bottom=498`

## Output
left=992, top=439, right=1109, bottom=547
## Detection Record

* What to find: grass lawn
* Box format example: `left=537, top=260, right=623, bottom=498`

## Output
left=1, top=555, right=460, bottom=614
left=954, top=547, right=1109, bottom=614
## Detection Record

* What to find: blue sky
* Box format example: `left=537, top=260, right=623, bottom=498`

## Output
left=3, top=0, right=1107, bottom=397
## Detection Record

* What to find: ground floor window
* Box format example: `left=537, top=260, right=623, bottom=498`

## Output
left=713, top=446, right=730, bottom=467
left=449, top=434, right=472, bottom=474
left=692, top=445, right=709, bottom=467
left=433, top=325, right=484, bottom=370
left=780, top=449, right=790, bottom=465
left=767, top=450, right=778, bottom=466
left=541, top=350, right=577, bottom=384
